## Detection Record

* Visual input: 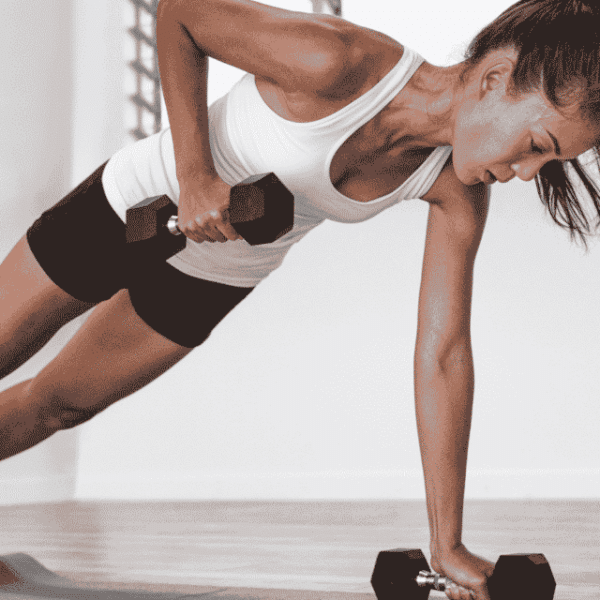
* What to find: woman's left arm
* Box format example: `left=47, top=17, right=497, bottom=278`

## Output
left=414, top=180, right=490, bottom=569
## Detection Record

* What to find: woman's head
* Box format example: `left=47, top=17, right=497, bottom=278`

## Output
left=454, top=0, right=600, bottom=249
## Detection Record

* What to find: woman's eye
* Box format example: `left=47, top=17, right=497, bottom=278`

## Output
left=531, top=141, right=544, bottom=154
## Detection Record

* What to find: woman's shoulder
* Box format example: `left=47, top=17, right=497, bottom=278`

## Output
left=349, top=24, right=405, bottom=63
left=338, top=28, right=406, bottom=98
left=422, top=153, right=489, bottom=223
left=254, top=31, right=406, bottom=122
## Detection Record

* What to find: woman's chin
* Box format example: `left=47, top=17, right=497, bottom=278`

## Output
left=457, top=171, right=481, bottom=187
left=452, top=159, right=484, bottom=186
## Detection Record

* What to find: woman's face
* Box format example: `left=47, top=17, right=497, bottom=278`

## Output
left=452, top=54, right=596, bottom=187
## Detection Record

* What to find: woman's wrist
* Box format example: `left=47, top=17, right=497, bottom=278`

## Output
left=430, top=540, right=466, bottom=575
left=431, top=538, right=463, bottom=557
left=177, top=166, right=222, bottom=188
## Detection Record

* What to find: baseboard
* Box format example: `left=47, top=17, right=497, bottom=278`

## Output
left=0, top=475, right=77, bottom=506
left=73, top=468, right=600, bottom=500
left=3, top=469, right=597, bottom=505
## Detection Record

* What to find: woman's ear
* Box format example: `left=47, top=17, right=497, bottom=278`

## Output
left=478, top=48, right=518, bottom=99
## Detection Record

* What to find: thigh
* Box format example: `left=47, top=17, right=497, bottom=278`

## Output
left=0, top=235, right=96, bottom=380
left=30, top=288, right=194, bottom=427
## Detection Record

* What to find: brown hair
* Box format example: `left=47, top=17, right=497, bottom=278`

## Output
left=462, top=0, right=600, bottom=250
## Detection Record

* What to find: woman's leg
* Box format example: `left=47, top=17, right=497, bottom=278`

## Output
left=0, top=235, right=97, bottom=381
left=0, top=158, right=255, bottom=462
left=0, top=159, right=126, bottom=384
left=0, top=288, right=193, bottom=461
left=0, top=159, right=190, bottom=461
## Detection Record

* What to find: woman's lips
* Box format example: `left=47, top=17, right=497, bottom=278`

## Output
left=484, top=171, right=497, bottom=184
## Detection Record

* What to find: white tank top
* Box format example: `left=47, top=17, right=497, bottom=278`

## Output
left=102, top=45, right=453, bottom=287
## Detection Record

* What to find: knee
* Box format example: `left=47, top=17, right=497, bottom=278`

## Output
left=53, top=406, right=97, bottom=429
left=29, top=382, right=99, bottom=431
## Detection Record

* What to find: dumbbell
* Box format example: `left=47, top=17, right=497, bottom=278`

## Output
left=125, top=172, right=294, bottom=265
left=371, top=548, right=556, bottom=600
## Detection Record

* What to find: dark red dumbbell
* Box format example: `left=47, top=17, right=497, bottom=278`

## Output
left=125, top=172, right=294, bottom=266
left=371, top=548, right=556, bottom=600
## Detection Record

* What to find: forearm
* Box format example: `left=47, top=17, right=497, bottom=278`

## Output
left=414, top=339, right=475, bottom=553
left=156, top=0, right=218, bottom=182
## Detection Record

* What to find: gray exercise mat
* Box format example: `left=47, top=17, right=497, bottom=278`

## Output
left=0, top=554, right=234, bottom=600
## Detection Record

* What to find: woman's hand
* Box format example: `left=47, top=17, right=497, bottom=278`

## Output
left=177, top=175, right=243, bottom=244
left=430, top=544, right=495, bottom=600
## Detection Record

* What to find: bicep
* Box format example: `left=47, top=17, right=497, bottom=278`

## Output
left=416, top=184, right=490, bottom=364
left=158, top=0, right=364, bottom=94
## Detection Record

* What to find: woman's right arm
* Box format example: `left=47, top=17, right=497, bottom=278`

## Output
left=155, top=0, right=367, bottom=242
left=156, top=0, right=234, bottom=242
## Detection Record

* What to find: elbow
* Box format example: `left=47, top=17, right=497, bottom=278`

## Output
left=157, top=0, right=173, bottom=27
left=416, top=337, right=473, bottom=373
left=157, top=0, right=181, bottom=23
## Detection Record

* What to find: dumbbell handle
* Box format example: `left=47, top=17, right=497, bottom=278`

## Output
left=416, top=570, right=451, bottom=591
left=167, top=216, right=181, bottom=236
left=165, top=209, right=248, bottom=236
left=166, top=214, right=236, bottom=236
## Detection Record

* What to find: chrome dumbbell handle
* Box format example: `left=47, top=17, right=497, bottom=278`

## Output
left=416, top=570, right=451, bottom=591
left=167, top=215, right=182, bottom=236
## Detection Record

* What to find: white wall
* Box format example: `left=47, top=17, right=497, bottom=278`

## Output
left=1, top=0, right=598, bottom=504
left=0, top=0, right=79, bottom=505
left=0, top=0, right=124, bottom=505
left=76, top=0, right=600, bottom=500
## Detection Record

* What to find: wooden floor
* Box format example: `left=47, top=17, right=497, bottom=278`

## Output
left=0, top=500, right=598, bottom=599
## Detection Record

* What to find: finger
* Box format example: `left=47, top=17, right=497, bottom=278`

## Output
left=217, top=222, right=243, bottom=242
left=203, top=210, right=229, bottom=242
left=206, top=227, right=228, bottom=243
left=445, top=584, right=473, bottom=600
left=194, top=215, right=227, bottom=243
left=474, top=585, right=491, bottom=600
left=208, top=210, right=243, bottom=242
left=204, top=221, right=232, bottom=243
left=185, top=231, right=212, bottom=244
left=445, top=586, right=459, bottom=600
left=180, top=223, right=214, bottom=244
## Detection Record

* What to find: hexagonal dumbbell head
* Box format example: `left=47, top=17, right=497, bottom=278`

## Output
left=228, top=172, right=294, bottom=245
left=488, top=554, right=556, bottom=600
left=371, top=548, right=431, bottom=600
left=126, top=194, right=186, bottom=265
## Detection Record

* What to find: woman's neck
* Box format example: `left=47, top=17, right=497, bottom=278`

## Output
left=382, top=60, right=468, bottom=150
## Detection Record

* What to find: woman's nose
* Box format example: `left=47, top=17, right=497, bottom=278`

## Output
left=510, top=163, right=537, bottom=182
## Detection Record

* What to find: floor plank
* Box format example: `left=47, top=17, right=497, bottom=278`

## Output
left=0, top=500, right=597, bottom=599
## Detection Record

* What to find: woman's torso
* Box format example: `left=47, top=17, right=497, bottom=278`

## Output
left=254, top=38, right=454, bottom=204
left=100, top=38, right=457, bottom=287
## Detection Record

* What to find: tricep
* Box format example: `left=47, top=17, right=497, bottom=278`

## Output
left=157, top=0, right=366, bottom=95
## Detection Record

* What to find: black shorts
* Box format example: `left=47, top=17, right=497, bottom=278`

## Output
left=26, top=162, right=255, bottom=348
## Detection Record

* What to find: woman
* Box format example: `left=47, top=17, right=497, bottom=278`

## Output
left=1, top=0, right=599, bottom=597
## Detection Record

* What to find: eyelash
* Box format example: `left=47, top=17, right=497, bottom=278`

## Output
left=531, top=141, right=544, bottom=154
